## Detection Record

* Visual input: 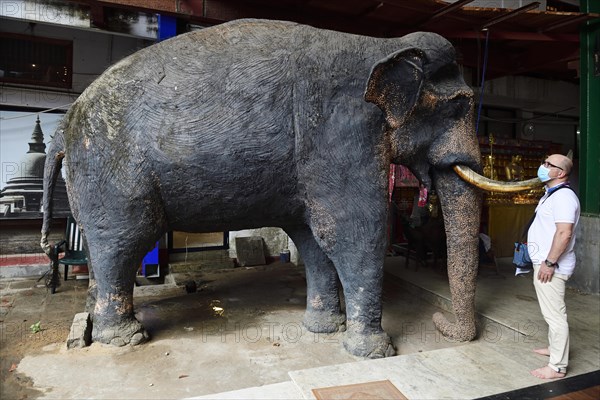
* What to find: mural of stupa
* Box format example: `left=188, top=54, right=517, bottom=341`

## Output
left=0, top=117, right=70, bottom=218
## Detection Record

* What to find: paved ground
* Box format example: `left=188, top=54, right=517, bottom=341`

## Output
left=1, top=257, right=598, bottom=399
left=1, top=260, right=462, bottom=400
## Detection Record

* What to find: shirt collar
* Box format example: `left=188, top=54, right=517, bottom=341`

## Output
left=546, top=182, right=570, bottom=194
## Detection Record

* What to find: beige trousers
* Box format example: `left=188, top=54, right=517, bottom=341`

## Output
left=532, top=263, right=570, bottom=373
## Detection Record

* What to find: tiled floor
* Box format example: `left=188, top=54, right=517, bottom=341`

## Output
left=196, top=257, right=600, bottom=399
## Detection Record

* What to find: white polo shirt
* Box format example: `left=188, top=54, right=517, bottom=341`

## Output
left=527, top=185, right=580, bottom=276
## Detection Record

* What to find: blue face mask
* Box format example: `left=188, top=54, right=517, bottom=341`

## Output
left=537, top=165, right=552, bottom=182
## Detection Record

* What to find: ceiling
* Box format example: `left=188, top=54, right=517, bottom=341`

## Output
left=90, top=0, right=599, bottom=82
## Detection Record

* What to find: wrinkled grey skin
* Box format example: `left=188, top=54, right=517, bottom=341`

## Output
left=42, top=19, right=481, bottom=358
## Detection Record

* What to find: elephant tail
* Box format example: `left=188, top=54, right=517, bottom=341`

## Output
left=40, top=130, right=66, bottom=259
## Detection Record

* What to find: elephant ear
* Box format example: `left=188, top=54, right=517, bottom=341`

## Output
left=365, top=49, right=425, bottom=129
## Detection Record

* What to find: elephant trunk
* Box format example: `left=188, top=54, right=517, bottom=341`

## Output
left=432, top=168, right=482, bottom=341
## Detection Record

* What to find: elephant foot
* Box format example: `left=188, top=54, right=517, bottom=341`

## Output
left=303, top=310, right=346, bottom=333
left=343, top=324, right=395, bottom=359
left=432, top=312, right=476, bottom=341
left=92, top=317, right=150, bottom=347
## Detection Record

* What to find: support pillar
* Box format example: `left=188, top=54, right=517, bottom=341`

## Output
left=579, top=1, right=600, bottom=215
left=572, top=1, right=599, bottom=294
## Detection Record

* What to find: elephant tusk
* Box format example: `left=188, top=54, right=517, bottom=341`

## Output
left=453, top=164, right=542, bottom=192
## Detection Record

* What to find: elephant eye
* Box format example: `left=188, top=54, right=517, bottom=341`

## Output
left=446, top=97, right=471, bottom=119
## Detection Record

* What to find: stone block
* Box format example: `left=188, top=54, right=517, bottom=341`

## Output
left=235, top=236, right=266, bottom=267
left=66, top=312, right=92, bottom=349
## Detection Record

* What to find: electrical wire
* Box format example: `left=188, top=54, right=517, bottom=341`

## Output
left=0, top=103, right=73, bottom=120
left=475, top=29, right=490, bottom=135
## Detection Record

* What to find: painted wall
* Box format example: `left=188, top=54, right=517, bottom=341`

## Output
left=484, top=75, right=579, bottom=117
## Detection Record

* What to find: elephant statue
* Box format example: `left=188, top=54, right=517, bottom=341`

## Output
left=41, top=19, right=540, bottom=358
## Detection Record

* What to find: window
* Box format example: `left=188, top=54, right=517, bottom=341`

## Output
left=0, top=33, right=73, bottom=88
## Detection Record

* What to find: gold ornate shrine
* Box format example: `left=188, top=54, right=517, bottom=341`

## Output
left=479, top=135, right=561, bottom=256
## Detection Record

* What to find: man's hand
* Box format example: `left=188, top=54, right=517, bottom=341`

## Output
left=537, top=264, right=555, bottom=283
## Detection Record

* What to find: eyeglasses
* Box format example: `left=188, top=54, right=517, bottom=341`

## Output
left=542, top=161, right=563, bottom=170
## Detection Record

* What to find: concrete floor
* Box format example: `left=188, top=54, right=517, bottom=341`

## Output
left=1, top=256, right=598, bottom=399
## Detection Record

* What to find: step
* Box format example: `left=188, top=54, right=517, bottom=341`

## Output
left=287, top=342, right=546, bottom=400
left=186, top=381, right=304, bottom=399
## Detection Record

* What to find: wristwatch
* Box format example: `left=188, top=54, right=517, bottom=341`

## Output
left=544, top=260, right=559, bottom=268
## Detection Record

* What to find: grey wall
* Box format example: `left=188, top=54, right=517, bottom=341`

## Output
left=571, top=215, right=600, bottom=294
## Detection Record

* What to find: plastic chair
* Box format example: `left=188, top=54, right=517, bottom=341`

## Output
left=54, top=216, right=88, bottom=282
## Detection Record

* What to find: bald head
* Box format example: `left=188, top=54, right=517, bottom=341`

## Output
left=546, top=154, right=572, bottom=176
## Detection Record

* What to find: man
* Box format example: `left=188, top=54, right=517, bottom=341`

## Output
left=527, top=153, right=580, bottom=379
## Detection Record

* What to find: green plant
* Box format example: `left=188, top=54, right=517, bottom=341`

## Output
left=30, top=321, right=41, bottom=333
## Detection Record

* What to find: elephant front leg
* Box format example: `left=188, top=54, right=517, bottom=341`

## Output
left=87, top=244, right=149, bottom=346
left=287, top=227, right=345, bottom=333
left=333, top=251, right=395, bottom=359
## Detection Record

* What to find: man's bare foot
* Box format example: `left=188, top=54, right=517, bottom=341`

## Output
left=530, top=366, right=566, bottom=379
left=533, top=348, right=550, bottom=356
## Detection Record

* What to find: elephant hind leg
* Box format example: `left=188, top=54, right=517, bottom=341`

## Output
left=286, top=226, right=345, bottom=333
left=84, top=224, right=162, bottom=346
left=87, top=240, right=150, bottom=346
